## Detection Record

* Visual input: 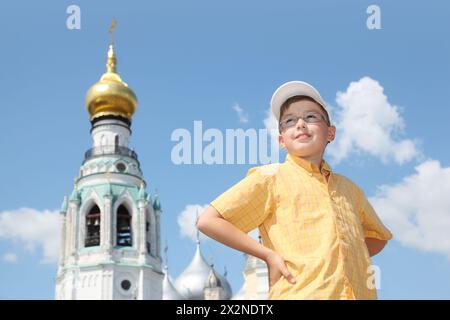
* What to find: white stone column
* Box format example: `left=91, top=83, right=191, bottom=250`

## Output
left=64, top=207, right=72, bottom=263
left=69, top=200, right=79, bottom=259
left=102, top=195, right=113, bottom=256
left=58, top=213, right=67, bottom=268
left=137, top=269, right=144, bottom=299
left=155, top=210, right=161, bottom=259
left=101, top=268, right=113, bottom=300
left=150, top=208, right=157, bottom=256
left=138, top=200, right=147, bottom=261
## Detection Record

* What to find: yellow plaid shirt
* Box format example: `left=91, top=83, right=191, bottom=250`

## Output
left=211, top=153, right=393, bottom=300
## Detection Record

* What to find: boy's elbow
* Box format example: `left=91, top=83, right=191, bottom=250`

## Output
left=196, top=205, right=222, bottom=233
left=196, top=209, right=211, bottom=233
left=196, top=215, right=207, bottom=233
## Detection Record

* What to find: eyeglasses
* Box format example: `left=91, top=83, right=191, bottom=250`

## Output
left=279, top=111, right=328, bottom=132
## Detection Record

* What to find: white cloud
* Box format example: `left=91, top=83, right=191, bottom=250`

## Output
left=2, top=252, right=18, bottom=263
left=327, top=77, right=421, bottom=165
left=370, top=159, right=450, bottom=258
left=177, top=204, right=209, bottom=242
left=0, top=208, right=60, bottom=264
left=232, top=103, right=249, bottom=124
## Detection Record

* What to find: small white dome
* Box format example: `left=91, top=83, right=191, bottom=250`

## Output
left=162, top=267, right=185, bottom=300
left=174, top=243, right=232, bottom=300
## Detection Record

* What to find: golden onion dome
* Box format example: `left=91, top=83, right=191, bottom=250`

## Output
left=85, top=44, right=137, bottom=121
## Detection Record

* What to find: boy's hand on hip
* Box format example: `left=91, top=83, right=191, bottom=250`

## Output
left=265, top=250, right=296, bottom=289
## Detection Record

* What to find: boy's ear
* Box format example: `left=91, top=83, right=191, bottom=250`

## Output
left=327, top=125, right=336, bottom=143
left=278, top=133, right=286, bottom=149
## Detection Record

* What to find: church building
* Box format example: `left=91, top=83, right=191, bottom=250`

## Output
left=55, top=23, right=268, bottom=300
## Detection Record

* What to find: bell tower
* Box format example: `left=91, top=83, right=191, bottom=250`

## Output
left=55, top=19, right=163, bottom=300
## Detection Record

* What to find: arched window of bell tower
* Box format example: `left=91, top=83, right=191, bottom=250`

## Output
left=117, top=205, right=132, bottom=247
left=85, top=204, right=101, bottom=247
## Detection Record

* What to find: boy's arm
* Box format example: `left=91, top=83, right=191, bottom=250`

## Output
left=197, top=205, right=296, bottom=288
left=357, top=186, right=393, bottom=256
left=365, top=237, right=387, bottom=257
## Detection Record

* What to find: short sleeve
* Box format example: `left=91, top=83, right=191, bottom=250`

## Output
left=358, top=189, right=393, bottom=241
left=210, top=166, right=274, bottom=233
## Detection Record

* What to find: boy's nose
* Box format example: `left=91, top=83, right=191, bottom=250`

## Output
left=296, top=118, right=307, bottom=129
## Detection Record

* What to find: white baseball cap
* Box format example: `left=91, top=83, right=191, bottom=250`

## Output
left=270, top=80, right=331, bottom=124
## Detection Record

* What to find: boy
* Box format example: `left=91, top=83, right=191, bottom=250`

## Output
left=197, top=81, right=393, bottom=299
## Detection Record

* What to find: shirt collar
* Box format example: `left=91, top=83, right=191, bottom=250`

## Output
left=285, top=153, right=332, bottom=175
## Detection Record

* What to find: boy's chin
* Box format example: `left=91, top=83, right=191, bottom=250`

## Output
left=285, top=146, right=317, bottom=158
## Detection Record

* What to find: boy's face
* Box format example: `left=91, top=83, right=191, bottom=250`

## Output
left=278, top=99, right=336, bottom=159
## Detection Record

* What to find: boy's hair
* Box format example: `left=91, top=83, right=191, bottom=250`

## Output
left=279, top=95, right=331, bottom=127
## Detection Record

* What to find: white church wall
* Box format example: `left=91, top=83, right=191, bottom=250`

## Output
left=92, top=120, right=131, bottom=148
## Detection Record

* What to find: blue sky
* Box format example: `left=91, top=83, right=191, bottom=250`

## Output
left=1, top=0, right=450, bottom=299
